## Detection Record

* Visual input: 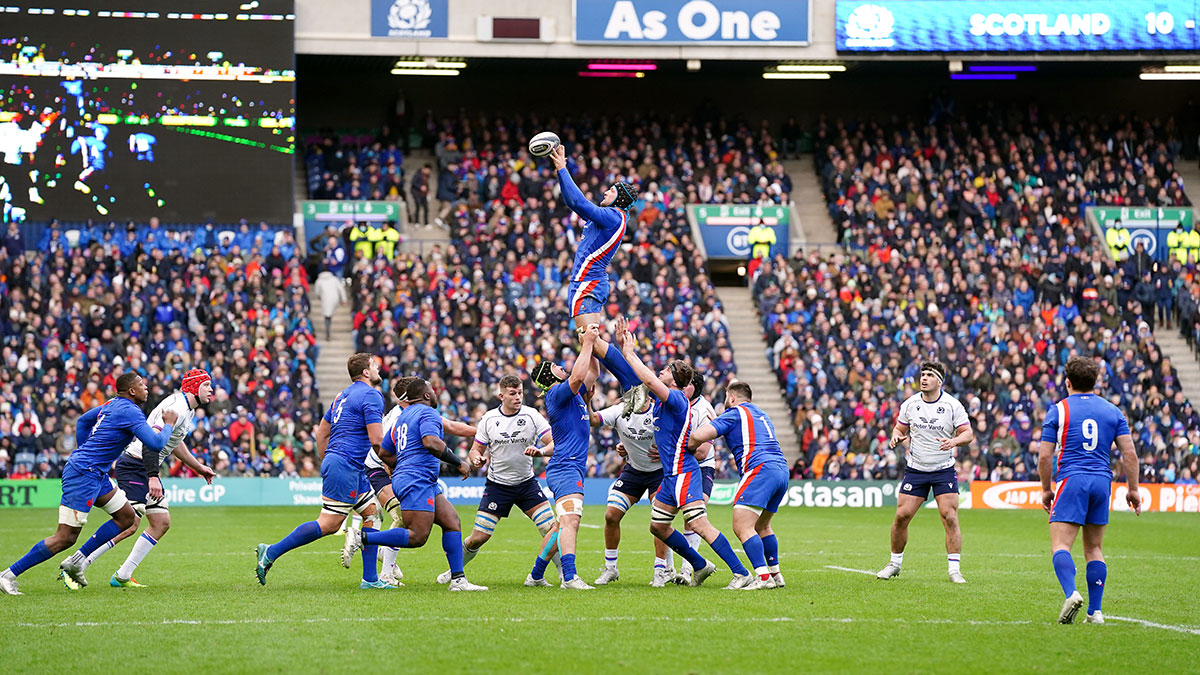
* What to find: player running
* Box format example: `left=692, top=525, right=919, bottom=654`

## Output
left=616, top=320, right=752, bottom=588
left=549, top=144, right=638, bottom=331
left=361, top=376, right=477, bottom=587
left=59, top=369, right=217, bottom=589
left=255, top=354, right=391, bottom=590
left=344, top=379, right=487, bottom=591
left=525, top=324, right=600, bottom=589
left=1039, top=357, right=1141, bottom=625
left=689, top=381, right=788, bottom=590
left=429, top=375, right=559, bottom=583
left=876, top=361, right=973, bottom=583
left=589, top=387, right=676, bottom=587
left=1, top=373, right=176, bottom=596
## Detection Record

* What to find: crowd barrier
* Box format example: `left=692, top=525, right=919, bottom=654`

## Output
left=1, top=478, right=1194, bottom=512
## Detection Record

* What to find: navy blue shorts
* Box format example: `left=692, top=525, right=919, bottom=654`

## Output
left=611, top=466, right=664, bottom=503
left=701, top=466, right=715, bottom=499
left=113, top=454, right=169, bottom=511
left=478, top=477, right=548, bottom=518
left=899, top=467, right=958, bottom=502
left=366, top=467, right=392, bottom=496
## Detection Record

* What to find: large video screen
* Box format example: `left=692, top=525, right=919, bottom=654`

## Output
left=0, top=1, right=294, bottom=224
left=836, top=0, right=1200, bottom=52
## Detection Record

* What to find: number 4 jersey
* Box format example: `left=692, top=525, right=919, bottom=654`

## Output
left=1041, top=393, right=1130, bottom=480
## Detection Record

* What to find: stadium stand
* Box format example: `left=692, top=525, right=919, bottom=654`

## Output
left=0, top=220, right=321, bottom=480
left=749, top=107, right=1199, bottom=486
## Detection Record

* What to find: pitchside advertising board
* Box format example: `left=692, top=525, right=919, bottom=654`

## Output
left=1092, top=206, right=1195, bottom=262
left=574, top=0, right=811, bottom=44
left=836, top=0, right=1200, bottom=52
left=970, top=481, right=1200, bottom=513
left=691, top=204, right=789, bottom=260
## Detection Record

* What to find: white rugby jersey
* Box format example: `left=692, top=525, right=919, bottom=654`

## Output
left=690, top=395, right=717, bottom=469
left=896, top=391, right=969, bottom=472
left=474, top=405, right=551, bottom=486
left=124, top=391, right=196, bottom=467
left=366, top=405, right=405, bottom=470
left=598, top=403, right=660, bottom=473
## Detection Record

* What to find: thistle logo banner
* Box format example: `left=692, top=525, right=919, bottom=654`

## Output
left=371, top=0, right=448, bottom=39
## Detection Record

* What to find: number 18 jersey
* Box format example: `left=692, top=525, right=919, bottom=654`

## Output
left=1040, top=393, right=1129, bottom=480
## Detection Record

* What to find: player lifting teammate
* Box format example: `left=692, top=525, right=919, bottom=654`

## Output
left=2, top=373, right=176, bottom=595
left=60, top=369, right=217, bottom=590
left=690, top=381, right=789, bottom=590
left=255, top=354, right=389, bottom=589
left=615, top=318, right=751, bottom=588
left=1039, top=356, right=1141, bottom=625
left=876, top=361, right=974, bottom=583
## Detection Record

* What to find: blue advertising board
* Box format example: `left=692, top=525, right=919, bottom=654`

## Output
left=835, top=1, right=1200, bottom=52
left=370, top=0, right=448, bottom=39
left=575, top=0, right=811, bottom=44
left=692, top=204, right=789, bottom=260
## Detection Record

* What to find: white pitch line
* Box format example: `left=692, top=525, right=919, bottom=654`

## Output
left=12, top=615, right=1048, bottom=630
left=1106, top=615, right=1200, bottom=635
left=824, top=565, right=876, bottom=576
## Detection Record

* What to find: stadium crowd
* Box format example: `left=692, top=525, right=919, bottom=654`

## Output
left=753, top=107, right=1198, bottom=485
left=0, top=218, right=323, bottom=481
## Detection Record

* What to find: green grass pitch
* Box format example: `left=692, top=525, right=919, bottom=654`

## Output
left=1, top=505, right=1196, bottom=673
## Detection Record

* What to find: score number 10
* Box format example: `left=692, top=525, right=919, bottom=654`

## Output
left=1145, top=11, right=1175, bottom=34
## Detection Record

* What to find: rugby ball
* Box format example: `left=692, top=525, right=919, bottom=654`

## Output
left=528, top=131, right=560, bottom=157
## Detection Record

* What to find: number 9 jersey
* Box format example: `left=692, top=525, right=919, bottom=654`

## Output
left=1041, top=393, right=1130, bottom=481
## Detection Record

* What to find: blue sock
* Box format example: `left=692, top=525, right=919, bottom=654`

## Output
left=531, top=531, right=558, bottom=581
left=363, top=528, right=411, bottom=549
left=531, top=556, right=550, bottom=581
left=1052, top=550, right=1076, bottom=598
left=708, top=533, right=750, bottom=576
left=79, top=519, right=123, bottom=557
left=266, top=521, right=324, bottom=560
left=1086, top=561, right=1107, bottom=615
left=762, top=534, right=779, bottom=568
left=598, top=347, right=640, bottom=391
left=9, top=540, right=54, bottom=577
left=443, top=531, right=464, bottom=578
left=741, top=535, right=768, bottom=575
left=361, top=528, right=379, bottom=583
left=561, top=553, right=577, bottom=581
left=664, top=530, right=707, bottom=570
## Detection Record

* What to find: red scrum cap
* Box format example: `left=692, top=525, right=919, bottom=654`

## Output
left=181, top=369, right=211, bottom=395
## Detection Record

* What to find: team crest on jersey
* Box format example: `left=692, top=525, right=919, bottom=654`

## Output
left=517, top=418, right=526, bottom=427
left=615, top=480, right=624, bottom=488
left=937, top=407, right=946, bottom=414
left=488, top=502, right=498, bottom=511
left=903, top=483, right=912, bottom=491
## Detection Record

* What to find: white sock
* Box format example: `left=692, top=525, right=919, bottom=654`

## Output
left=350, top=514, right=362, bottom=530
left=551, top=551, right=562, bottom=575
left=890, top=552, right=904, bottom=567
left=463, top=545, right=479, bottom=567
left=81, top=541, right=115, bottom=571
left=683, top=529, right=702, bottom=553
left=768, top=564, right=781, bottom=574
left=653, top=557, right=668, bottom=570
left=381, top=546, right=399, bottom=574
left=604, top=548, right=618, bottom=570
left=116, top=533, right=157, bottom=580
left=948, top=554, right=961, bottom=575
left=754, top=566, right=770, bottom=579
left=664, top=549, right=674, bottom=571
left=2, top=568, right=15, bottom=579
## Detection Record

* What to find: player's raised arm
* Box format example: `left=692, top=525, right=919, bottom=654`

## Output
left=688, top=422, right=718, bottom=451
left=568, top=325, right=598, bottom=394
left=1116, top=430, right=1141, bottom=515
left=552, top=145, right=619, bottom=227
left=442, top=417, right=477, bottom=438
left=619, top=330, right=669, bottom=402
